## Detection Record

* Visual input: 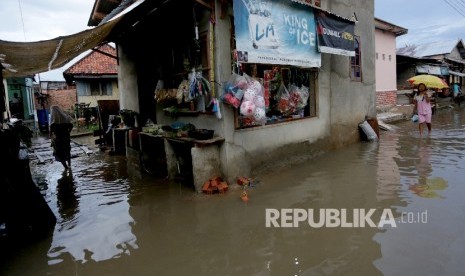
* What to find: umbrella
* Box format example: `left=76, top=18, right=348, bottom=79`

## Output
left=407, top=75, right=449, bottom=89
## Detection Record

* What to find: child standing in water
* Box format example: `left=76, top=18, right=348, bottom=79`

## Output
left=413, top=83, right=432, bottom=137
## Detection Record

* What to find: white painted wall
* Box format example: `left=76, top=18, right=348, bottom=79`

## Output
left=375, top=29, right=397, bottom=92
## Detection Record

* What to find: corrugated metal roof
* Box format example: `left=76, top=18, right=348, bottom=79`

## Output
left=397, top=39, right=460, bottom=58
left=446, top=56, right=465, bottom=64
left=450, top=70, right=465, bottom=77
left=88, top=0, right=124, bottom=27
left=374, top=17, right=408, bottom=37
left=290, top=0, right=354, bottom=22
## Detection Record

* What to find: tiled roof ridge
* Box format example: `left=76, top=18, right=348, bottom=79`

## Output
left=64, top=44, right=117, bottom=75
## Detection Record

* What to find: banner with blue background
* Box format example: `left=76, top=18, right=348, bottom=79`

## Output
left=233, top=0, right=321, bottom=68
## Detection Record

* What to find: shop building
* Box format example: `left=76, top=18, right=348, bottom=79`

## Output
left=91, top=0, right=377, bottom=190
left=1, top=0, right=377, bottom=192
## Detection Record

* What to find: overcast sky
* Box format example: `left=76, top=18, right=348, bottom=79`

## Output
left=1, top=0, right=465, bottom=80
left=0, top=0, right=95, bottom=80
left=375, top=0, right=465, bottom=47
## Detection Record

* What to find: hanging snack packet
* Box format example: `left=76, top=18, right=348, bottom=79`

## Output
left=221, top=72, right=247, bottom=108
left=277, top=82, right=291, bottom=114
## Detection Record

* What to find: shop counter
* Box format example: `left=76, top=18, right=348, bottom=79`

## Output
left=138, top=132, right=225, bottom=192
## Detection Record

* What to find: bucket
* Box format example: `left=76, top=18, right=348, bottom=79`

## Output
left=37, top=109, right=49, bottom=132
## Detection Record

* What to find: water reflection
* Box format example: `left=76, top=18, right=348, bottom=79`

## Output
left=407, top=138, right=448, bottom=199
left=27, top=154, right=139, bottom=265
left=3, top=108, right=465, bottom=275
left=374, top=107, right=465, bottom=276
left=414, top=138, right=433, bottom=184
left=409, top=177, right=448, bottom=199
left=56, top=169, right=78, bottom=223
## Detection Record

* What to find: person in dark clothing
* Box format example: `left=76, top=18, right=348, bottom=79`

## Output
left=10, top=92, right=23, bottom=118
left=49, top=106, right=73, bottom=170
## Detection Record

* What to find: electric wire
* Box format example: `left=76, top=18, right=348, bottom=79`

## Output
left=17, top=0, right=27, bottom=41
left=444, top=0, right=465, bottom=18
left=457, top=0, right=465, bottom=11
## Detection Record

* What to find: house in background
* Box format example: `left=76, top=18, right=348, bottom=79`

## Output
left=4, top=76, right=36, bottom=120
left=374, top=18, right=407, bottom=108
left=63, top=44, right=119, bottom=108
left=397, top=39, right=465, bottom=92
left=2, top=75, right=76, bottom=132
left=33, top=81, right=77, bottom=111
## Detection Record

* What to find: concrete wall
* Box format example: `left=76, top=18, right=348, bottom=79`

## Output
left=327, top=0, right=376, bottom=149
left=118, top=43, right=139, bottom=113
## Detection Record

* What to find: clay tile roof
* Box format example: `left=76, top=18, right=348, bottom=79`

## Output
left=64, top=44, right=117, bottom=76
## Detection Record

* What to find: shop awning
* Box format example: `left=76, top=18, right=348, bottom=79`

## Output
left=449, top=70, right=465, bottom=77
left=0, top=19, right=120, bottom=78
left=0, top=0, right=150, bottom=79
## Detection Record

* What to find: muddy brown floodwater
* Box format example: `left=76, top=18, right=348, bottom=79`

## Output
left=2, top=106, right=465, bottom=276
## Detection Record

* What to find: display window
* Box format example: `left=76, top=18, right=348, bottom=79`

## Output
left=221, top=63, right=318, bottom=129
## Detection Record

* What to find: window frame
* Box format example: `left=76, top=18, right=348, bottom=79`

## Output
left=77, top=80, right=113, bottom=97
left=350, top=36, right=362, bottom=82
left=233, top=64, right=318, bottom=130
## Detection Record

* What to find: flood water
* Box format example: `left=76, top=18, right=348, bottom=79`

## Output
left=2, top=106, right=465, bottom=276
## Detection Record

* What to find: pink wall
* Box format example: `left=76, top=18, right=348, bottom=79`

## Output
left=375, top=30, right=397, bottom=92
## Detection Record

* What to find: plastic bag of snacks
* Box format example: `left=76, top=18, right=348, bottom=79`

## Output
left=288, top=84, right=309, bottom=113
left=221, top=73, right=249, bottom=108
left=237, top=78, right=266, bottom=126
left=276, top=82, right=291, bottom=114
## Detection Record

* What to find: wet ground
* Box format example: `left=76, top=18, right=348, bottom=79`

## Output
left=2, top=106, right=465, bottom=276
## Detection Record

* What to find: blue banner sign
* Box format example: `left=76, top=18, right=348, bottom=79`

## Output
left=233, top=0, right=321, bottom=68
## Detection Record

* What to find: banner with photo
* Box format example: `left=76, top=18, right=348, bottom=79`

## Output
left=233, top=0, right=321, bottom=68
left=315, top=11, right=355, bottom=56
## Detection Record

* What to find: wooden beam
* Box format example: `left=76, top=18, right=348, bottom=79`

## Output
left=92, top=11, right=107, bottom=21
left=195, top=0, right=212, bottom=10
left=92, top=48, right=118, bottom=60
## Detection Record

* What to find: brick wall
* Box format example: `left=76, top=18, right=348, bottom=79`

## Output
left=376, top=91, right=397, bottom=107
left=35, top=88, right=77, bottom=113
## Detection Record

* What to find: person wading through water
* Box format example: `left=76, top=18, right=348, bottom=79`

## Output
left=49, top=105, right=73, bottom=170
left=413, top=83, right=432, bottom=137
